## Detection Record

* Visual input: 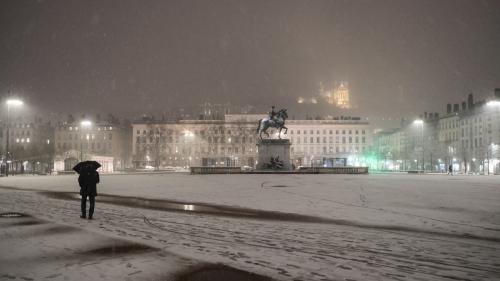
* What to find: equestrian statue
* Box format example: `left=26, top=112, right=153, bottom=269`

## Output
left=256, top=106, right=288, bottom=139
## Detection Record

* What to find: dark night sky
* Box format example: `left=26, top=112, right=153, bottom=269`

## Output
left=1, top=0, right=500, bottom=121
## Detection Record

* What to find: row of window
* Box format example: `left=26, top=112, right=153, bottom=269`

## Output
left=141, top=145, right=366, bottom=156
left=135, top=128, right=254, bottom=136
left=57, top=133, right=113, bottom=141
left=142, top=146, right=256, bottom=155
left=442, top=123, right=496, bottom=142
left=135, top=135, right=255, bottom=144
left=289, top=129, right=366, bottom=135
left=12, top=123, right=32, bottom=128
left=291, top=136, right=366, bottom=144
left=12, top=130, right=31, bottom=137
left=441, top=116, right=495, bottom=130
left=65, top=126, right=113, bottom=131
left=15, top=138, right=30, bottom=143
left=462, top=136, right=495, bottom=150
left=135, top=127, right=367, bottom=137
left=57, top=142, right=112, bottom=150
left=291, top=146, right=366, bottom=154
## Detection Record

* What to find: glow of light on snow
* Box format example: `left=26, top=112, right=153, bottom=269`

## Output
left=183, top=204, right=194, bottom=211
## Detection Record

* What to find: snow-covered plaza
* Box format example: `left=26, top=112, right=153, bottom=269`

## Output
left=1, top=173, right=499, bottom=280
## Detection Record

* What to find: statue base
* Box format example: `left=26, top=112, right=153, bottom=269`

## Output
left=256, top=139, right=292, bottom=171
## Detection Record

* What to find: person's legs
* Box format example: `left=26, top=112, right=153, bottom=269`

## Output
left=80, top=195, right=87, bottom=218
left=88, top=196, right=95, bottom=219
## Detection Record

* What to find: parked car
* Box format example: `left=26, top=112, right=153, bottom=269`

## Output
left=241, top=165, right=254, bottom=171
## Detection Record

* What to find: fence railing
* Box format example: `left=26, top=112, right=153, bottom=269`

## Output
left=298, top=166, right=369, bottom=174
left=190, top=166, right=369, bottom=174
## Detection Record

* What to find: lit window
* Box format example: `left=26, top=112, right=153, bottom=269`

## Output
left=21, top=138, right=25, bottom=143
left=16, top=138, right=19, bottom=143
left=27, top=138, right=30, bottom=143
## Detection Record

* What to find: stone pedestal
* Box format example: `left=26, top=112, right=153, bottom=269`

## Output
left=257, top=139, right=292, bottom=170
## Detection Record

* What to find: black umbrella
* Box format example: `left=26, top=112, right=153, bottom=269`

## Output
left=73, top=161, right=101, bottom=174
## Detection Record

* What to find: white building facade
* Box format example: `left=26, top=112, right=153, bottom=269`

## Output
left=132, top=115, right=373, bottom=169
left=372, top=91, right=500, bottom=174
left=53, top=120, right=131, bottom=173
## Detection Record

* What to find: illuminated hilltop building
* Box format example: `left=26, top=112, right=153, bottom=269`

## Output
left=331, top=82, right=351, bottom=109
left=298, top=81, right=352, bottom=109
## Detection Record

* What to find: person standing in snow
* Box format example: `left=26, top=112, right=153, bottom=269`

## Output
left=448, top=164, right=453, bottom=175
left=78, top=164, right=100, bottom=219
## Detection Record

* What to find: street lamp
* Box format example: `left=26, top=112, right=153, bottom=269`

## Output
left=5, top=98, right=24, bottom=176
left=486, top=143, right=498, bottom=175
left=413, top=119, right=424, bottom=171
left=80, top=120, right=92, bottom=161
left=486, top=100, right=500, bottom=107
left=152, top=129, right=163, bottom=170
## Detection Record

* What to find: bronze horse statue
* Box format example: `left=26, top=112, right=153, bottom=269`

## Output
left=256, top=108, right=288, bottom=139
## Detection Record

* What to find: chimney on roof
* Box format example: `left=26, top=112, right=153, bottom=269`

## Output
left=462, top=102, right=467, bottom=111
left=468, top=93, right=474, bottom=109
left=447, top=104, right=452, bottom=114
left=424, top=112, right=428, bottom=119
left=453, top=104, right=459, bottom=113
left=435, top=112, right=439, bottom=119
left=495, top=88, right=500, bottom=98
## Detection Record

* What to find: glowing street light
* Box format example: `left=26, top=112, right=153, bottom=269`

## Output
left=80, top=120, right=92, bottom=161
left=183, top=130, right=194, bottom=138
left=5, top=98, right=24, bottom=176
left=413, top=119, right=425, bottom=171
left=486, top=100, right=500, bottom=107
left=81, top=120, right=92, bottom=127
left=6, top=99, right=23, bottom=107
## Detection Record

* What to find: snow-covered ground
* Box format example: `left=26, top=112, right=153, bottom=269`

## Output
left=1, top=173, right=499, bottom=280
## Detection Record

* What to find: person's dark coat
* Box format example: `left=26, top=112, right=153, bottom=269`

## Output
left=78, top=168, right=100, bottom=197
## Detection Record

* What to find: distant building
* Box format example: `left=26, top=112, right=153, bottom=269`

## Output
left=372, top=128, right=406, bottom=171
left=0, top=117, right=54, bottom=174
left=198, top=102, right=232, bottom=120
left=372, top=90, right=500, bottom=174
left=132, top=114, right=373, bottom=169
left=298, top=81, right=352, bottom=110
left=286, top=117, right=371, bottom=167
left=53, top=117, right=131, bottom=173
left=132, top=115, right=259, bottom=168
left=331, top=81, right=351, bottom=109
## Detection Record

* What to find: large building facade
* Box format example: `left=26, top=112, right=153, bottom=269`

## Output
left=132, top=115, right=260, bottom=168
left=331, top=82, right=351, bottom=109
left=286, top=117, right=371, bottom=167
left=53, top=118, right=131, bottom=173
left=132, top=115, right=373, bottom=169
left=373, top=91, right=500, bottom=174
left=0, top=117, right=54, bottom=174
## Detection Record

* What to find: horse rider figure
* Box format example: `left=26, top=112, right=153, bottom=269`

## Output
left=256, top=105, right=289, bottom=139
left=269, top=105, right=277, bottom=123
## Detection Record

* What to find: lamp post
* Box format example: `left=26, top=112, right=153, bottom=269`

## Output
left=152, top=129, right=163, bottom=171
left=183, top=130, right=194, bottom=168
left=413, top=119, right=424, bottom=171
left=5, top=99, right=23, bottom=176
left=486, top=101, right=500, bottom=174
left=80, top=120, right=92, bottom=161
left=486, top=143, right=498, bottom=175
